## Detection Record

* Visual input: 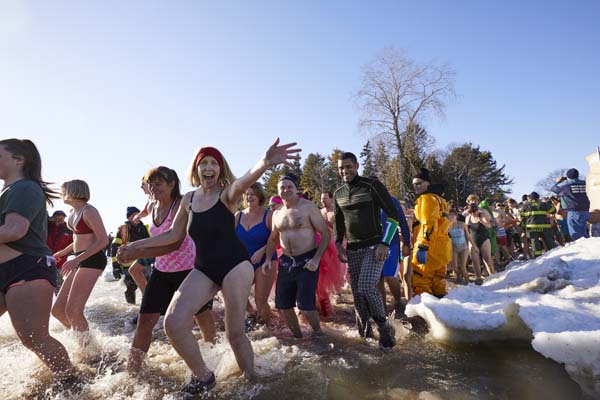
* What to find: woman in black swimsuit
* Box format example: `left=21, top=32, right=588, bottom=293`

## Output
left=123, top=138, right=300, bottom=395
left=465, top=194, right=495, bottom=282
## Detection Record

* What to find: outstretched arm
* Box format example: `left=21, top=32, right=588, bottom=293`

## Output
left=222, top=138, right=301, bottom=209
left=127, top=191, right=192, bottom=249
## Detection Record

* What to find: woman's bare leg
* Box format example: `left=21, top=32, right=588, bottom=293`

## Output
left=221, top=262, right=255, bottom=379
left=163, top=269, right=218, bottom=380
left=64, top=268, right=102, bottom=332
left=194, top=310, right=216, bottom=344
left=128, top=313, right=161, bottom=373
left=129, top=261, right=148, bottom=295
left=51, top=271, right=76, bottom=328
left=254, top=265, right=277, bottom=323
left=7, top=280, right=73, bottom=374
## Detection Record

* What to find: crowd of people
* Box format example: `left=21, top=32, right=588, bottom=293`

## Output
left=1, top=138, right=597, bottom=395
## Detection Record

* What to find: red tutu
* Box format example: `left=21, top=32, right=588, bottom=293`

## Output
left=316, top=232, right=347, bottom=299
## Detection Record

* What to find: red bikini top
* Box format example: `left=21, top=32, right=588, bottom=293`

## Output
left=68, top=206, right=94, bottom=234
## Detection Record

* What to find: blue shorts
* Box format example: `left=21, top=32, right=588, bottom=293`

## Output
left=275, top=248, right=319, bottom=311
left=381, top=243, right=400, bottom=277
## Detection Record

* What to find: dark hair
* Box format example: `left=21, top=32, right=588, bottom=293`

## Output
left=322, top=191, right=333, bottom=198
left=340, top=152, right=358, bottom=164
left=144, top=166, right=182, bottom=200
left=0, top=139, right=58, bottom=206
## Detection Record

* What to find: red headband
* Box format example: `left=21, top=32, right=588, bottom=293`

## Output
left=194, top=147, right=224, bottom=169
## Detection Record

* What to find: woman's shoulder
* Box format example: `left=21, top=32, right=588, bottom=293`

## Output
left=82, top=203, right=100, bottom=217
left=6, top=179, right=42, bottom=195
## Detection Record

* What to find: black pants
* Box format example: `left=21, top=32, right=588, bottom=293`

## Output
left=530, top=230, right=556, bottom=257
left=123, top=269, right=138, bottom=304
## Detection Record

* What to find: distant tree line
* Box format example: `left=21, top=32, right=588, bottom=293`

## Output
left=262, top=139, right=512, bottom=207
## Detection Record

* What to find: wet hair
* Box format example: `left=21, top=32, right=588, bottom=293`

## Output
left=61, top=179, right=91, bottom=202
left=144, top=166, right=182, bottom=200
left=243, top=182, right=267, bottom=208
left=0, top=139, right=59, bottom=206
left=188, top=147, right=236, bottom=188
left=340, top=152, right=358, bottom=164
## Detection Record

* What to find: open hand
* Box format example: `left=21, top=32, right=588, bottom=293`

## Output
left=251, top=248, right=265, bottom=265
left=61, top=259, right=77, bottom=277
left=264, top=138, right=301, bottom=168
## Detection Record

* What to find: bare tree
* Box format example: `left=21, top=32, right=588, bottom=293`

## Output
left=355, top=47, right=456, bottom=197
left=536, top=168, right=568, bottom=195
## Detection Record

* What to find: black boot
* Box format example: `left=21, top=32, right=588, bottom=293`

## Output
left=378, top=320, right=396, bottom=350
left=355, top=313, right=374, bottom=339
left=180, top=372, right=216, bottom=395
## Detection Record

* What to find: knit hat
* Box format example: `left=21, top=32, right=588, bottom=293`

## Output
left=529, top=192, right=540, bottom=201
left=566, top=168, right=579, bottom=179
left=413, top=167, right=431, bottom=183
left=278, top=173, right=299, bottom=188
left=126, top=206, right=141, bottom=219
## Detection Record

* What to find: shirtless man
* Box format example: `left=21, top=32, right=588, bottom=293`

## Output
left=263, top=174, right=330, bottom=338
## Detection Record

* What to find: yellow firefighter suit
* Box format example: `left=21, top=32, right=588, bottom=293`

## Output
left=411, top=192, right=452, bottom=297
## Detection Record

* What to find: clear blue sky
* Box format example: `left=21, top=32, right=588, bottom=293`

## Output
left=1, top=0, right=599, bottom=232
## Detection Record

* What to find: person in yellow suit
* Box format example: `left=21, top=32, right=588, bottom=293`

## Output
left=411, top=168, right=452, bottom=298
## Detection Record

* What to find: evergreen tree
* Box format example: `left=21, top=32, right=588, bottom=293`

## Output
left=262, top=166, right=285, bottom=199
left=324, top=148, right=343, bottom=192
left=373, top=140, right=388, bottom=181
left=441, top=143, right=513, bottom=205
left=360, top=141, right=375, bottom=178
left=300, top=152, right=328, bottom=201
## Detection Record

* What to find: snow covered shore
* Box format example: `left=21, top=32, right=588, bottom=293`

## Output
left=406, top=237, right=600, bottom=397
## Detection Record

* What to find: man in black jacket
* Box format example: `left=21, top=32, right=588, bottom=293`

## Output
left=334, top=152, right=400, bottom=350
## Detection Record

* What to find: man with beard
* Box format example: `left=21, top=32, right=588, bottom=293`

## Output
left=334, top=152, right=399, bottom=350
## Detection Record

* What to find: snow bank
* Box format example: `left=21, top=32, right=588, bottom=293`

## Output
left=406, top=237, right=600, bottom=396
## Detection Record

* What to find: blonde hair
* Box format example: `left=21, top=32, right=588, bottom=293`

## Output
left=243, top=182, right=267, bottom=208
left=61, top=179, right=90, bottom=201
left=188, top=147, right=236, bottom=188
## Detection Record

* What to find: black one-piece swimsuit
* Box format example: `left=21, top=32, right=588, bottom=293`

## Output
left=187, top=192, right=249, bottom=286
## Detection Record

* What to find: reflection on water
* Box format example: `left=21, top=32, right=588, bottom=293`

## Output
left=0, top=268, right=586, bottom=400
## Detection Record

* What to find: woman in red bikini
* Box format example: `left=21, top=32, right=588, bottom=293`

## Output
left=52, top=179, right=108, bottom=346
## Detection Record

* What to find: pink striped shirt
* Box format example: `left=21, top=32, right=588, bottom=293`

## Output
left=150, top=201, right=195, bottom=273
